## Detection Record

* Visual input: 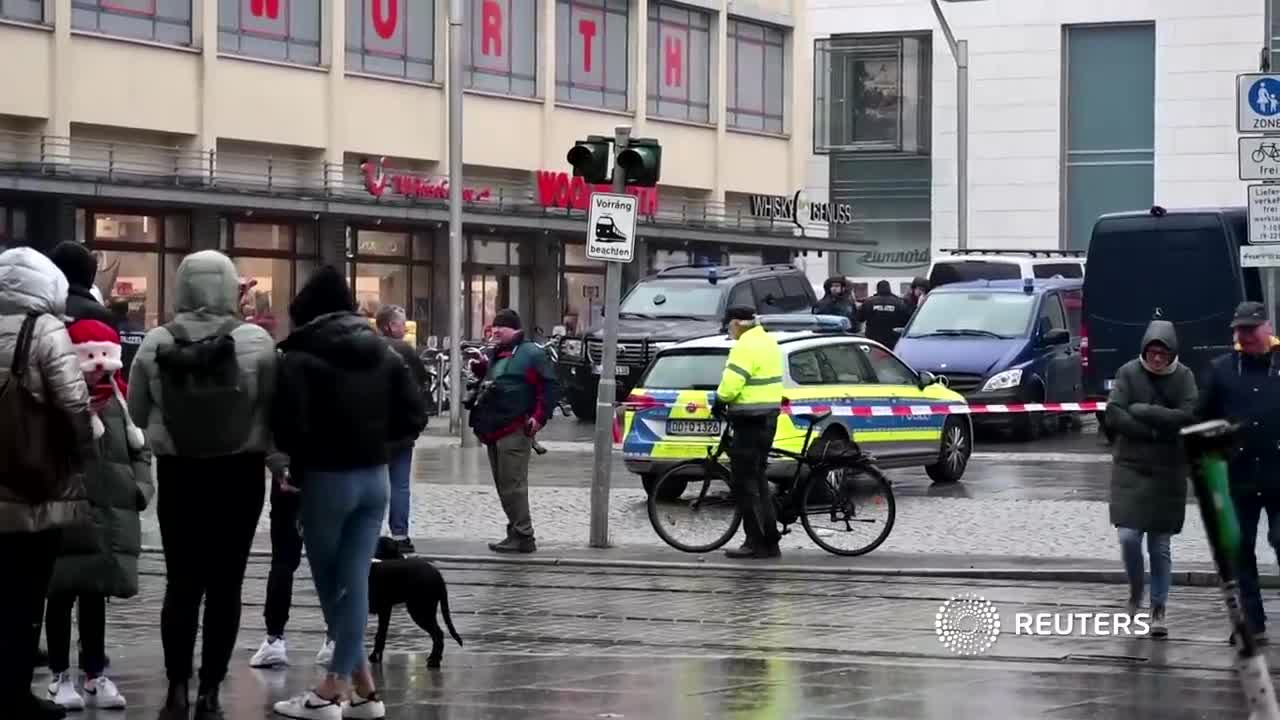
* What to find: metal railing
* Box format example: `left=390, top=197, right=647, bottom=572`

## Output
left=0, top=131, right=815, bottom=236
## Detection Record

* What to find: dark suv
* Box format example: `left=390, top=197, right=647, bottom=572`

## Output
left=559, top=264, right=818, bottom=420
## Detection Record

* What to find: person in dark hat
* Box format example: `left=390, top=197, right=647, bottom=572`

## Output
left=466, top=308, right=560, bottom=554
left=905, top=276, right=930, bottom=316
left=50, top=242, right=116, bottom=328
left=1197, top=300, right=1280, bottom=646
left=712, top=305, right=784, bottom=559
left=813, top=275, right=855, bottom=327
left=857, top=280, right=909, bottom=349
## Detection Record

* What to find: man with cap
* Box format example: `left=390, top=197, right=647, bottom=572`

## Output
left=467, top=308, right=560, bottom=554
left=857, top=280, right=909, bottom=349
left=1197, top=300, right=1280, bottom=645
left=713, top=306, right=784, bottom=559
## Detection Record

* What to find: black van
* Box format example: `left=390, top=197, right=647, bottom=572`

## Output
left=1082, top=206, right=1256, bottom=422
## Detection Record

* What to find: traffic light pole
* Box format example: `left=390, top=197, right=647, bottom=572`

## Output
left=588, top=125, right=631, bottom=549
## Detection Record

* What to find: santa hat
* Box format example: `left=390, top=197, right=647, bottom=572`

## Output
left=66, top=319, right=145, bottom=449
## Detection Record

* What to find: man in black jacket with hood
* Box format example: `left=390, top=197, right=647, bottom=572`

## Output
left=50, top=242, right=115, bottom=327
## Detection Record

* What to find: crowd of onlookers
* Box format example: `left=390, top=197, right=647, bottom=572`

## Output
left=0, top=240, right=558, bottom=720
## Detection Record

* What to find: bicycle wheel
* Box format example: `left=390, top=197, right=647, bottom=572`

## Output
left=800, top=462, right=895, bottom=556
left=647, top=461, right=742, bottom=553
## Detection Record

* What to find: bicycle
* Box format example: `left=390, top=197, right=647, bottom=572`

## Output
left=646, top=408, right=896, bottom=556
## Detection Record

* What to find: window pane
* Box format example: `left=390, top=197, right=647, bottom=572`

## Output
left=728, top=19, right=786, bottom=133
left=346, top=0, right=436, bottom=81
left=356, top=229, right=410, bottom=256
left=862, top=344, right=915, bottom=385
left=72, top=0, right=193, bottom=45
left=557, top=0, right=629, bottom=108
left=788, top=349, right=826, bottom=385
left=94, top=213, right=160, bottom=245
left=411, top=266, right=431, bottom=339
left=297, top=222, right=318, bottom=255
left=465, top=0, right=538, bottom=97
left=469, top=237, right=509, bottom=264
left=563, top=271, right=603, bottom=331
left=647, top=2, right=712, bottom=122
left=1, top=0, right=44, bottom=22
left=818, top=345, right=870, bottom=384
left=98, top=251, right=160, bottom=328
left=412, top=232, right=433, bottom=260
left=233, top=221, right=293, bottom=251
left=233, top=256, right=292, bottom=340
left=354, top=262, right=410, bottom=317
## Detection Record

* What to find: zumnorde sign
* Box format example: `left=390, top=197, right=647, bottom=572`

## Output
left=749, top=191, right=853, bottom=230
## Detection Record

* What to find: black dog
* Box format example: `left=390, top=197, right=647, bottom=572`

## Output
left=368, top=536, right=463, bottom=668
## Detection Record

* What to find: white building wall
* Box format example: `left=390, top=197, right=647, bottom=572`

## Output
left=808, top=0, right=1263, bottom=254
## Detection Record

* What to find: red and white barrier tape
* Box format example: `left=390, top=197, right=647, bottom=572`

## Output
left=616, top=401, right=1107, bottom=416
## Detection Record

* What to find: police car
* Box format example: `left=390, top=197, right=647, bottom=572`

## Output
left=620, top=315, right=974, bottom=499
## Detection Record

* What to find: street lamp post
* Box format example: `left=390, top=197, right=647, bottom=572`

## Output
left=929, top=0, right=976, bottom=251
left=447, top=0, right=470, bottom=444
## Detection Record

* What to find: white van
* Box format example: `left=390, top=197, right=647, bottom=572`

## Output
left=927, top=249, right=1086, bottom=289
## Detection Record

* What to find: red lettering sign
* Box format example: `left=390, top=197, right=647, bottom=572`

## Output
left=481, top=0, right=503, bottom=57
left=578, top=19, right=597, bottom=73
left=360, top=158, right=493, bottom=203
left=664, top=36, right=682, bottom=87
left=371, top=0, right=398, bottom=40
left=534, top=171, right=659, bottom=216
left=250, top=0, right=280, bottom=19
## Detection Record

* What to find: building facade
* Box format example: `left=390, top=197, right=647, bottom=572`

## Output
left=0, top=0, right=832, bottom=343
left=807, top=0, right=1265, bottom=292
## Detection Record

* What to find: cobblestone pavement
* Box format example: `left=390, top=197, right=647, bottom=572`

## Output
left=47, top=556, right=1258, bottom=718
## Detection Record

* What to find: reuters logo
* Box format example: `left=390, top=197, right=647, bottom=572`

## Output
left=935, top=593, right=1001, bottom=656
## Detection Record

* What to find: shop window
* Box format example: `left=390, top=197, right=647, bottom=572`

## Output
left=231, top=256, right=292, bottom=340
left=465, top=0, right=538, bottom=98
left=228, top=220, right=319, bottom=340
left=88, top=211, right=189, bottom=329
left=467, top=272, right=522, bottom=339
left=356, top=229, right=410, bottom=256
left=814, top=34, right=930, bottom=153
left=564, top=242, right=602, bottom=268
left=726, top=19, right=786, bottom=134
left=555, top=0, right=629, bottom=110
left=0, top=206, right=28, bottom=250
left=72, top=0, right=193, bottom=46
left=469, top=237, right=520, bottom=265
left=411, top=266, right=431, bottom=343
left=218, top=0, right=323, bottom=66
left=354, top=262, right=409, bottom=318
left=647, top=3, right=711, bottom=123
left=345, top=0, right=435, bottom=82
left=1, top=0, right=43, bottom=22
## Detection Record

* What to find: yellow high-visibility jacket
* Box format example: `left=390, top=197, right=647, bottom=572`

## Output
left=716, top=324, right=783, bottom=416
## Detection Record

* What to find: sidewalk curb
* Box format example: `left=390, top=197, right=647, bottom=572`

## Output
left=140, top=545, right=1274, bottom=588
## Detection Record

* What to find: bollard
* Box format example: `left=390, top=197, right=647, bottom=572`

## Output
left=1181, top=419, right=1280, bottom=720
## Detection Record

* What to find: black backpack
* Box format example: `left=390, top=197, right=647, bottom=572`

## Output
left=154, top=319, right=254, bottom=457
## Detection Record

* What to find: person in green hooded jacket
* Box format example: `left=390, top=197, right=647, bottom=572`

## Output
left=43, top=318, right=153, bottom=712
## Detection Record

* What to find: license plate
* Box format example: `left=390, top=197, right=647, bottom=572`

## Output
left=667, top=419, right=721, bottom=436
left=593, top=365, right=630, bottom=376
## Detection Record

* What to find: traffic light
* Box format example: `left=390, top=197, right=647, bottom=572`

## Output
left=566, top=135, right=613, bottom=184
left=616, top=137, right=662, bottom=187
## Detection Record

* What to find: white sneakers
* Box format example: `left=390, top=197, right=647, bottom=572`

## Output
left=48, top=672, right=126, bottom=710
left=315, top=639, right=336, bottom=666
left=272, top=691, right=385, bottom=720
left=251, top=636, right=335, bottom=668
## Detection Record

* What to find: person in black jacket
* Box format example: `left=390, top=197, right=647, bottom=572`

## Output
left=1196, top=301, right=1280, bottom=646
left=812, top=275, right=856, bottom=327
left=270, top=267, right=426, bottom=719
left=50, top=243, right=116, bottom=328
left=857, top=280, right=909, bottom=349
left=375, top=304, right=429, bottom=554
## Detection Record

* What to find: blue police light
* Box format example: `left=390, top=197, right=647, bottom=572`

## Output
left=708, top=267, right=719, bottom=285
left=757, top=314, right=851, bottom=333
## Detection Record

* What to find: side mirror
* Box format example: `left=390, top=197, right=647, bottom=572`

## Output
left=918, top=370, right=937, bottom=389
left=1043, top=328, right=1070, bottom=346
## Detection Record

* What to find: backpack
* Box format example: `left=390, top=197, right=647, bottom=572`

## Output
left=0, top=313, right=78, bottom=502
left=154, top=319, right=254, bottom=457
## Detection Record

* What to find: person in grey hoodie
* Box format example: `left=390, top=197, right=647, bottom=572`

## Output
left=1104, top=320, right=1197, bottom=638
left=127, top=250, right=277, bottom=720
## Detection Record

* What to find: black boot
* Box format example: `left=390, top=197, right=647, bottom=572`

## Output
left=194, top=684, right=223, bottom=720
left=158, top=680, right=189, bottom=720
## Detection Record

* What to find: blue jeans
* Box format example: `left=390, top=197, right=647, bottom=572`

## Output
left=1231, top=489, right=1280, bottom=633
left=387, top=447, right=413, bottom=538
left=1117, top=527, right=1172, bottom=607
left=301, top=465, right=389, bottom=677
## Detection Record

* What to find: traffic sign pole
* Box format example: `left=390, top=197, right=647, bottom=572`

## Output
left=1239, top=73, right=1280, bottom=326
left=589, top=125, right=633, bottom=549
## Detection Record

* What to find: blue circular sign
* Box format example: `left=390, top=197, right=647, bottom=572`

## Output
left=1250, top=78, right=1280, bottom=116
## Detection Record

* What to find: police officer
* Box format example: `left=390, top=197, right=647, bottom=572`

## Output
left=713, top=306, right=784, bottom=559
left=858, top=280, right=909, bottom=349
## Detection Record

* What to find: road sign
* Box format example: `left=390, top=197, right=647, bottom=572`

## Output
left=1249, top=184, right=1280, bottom=244
left=1239, top=137, right=1280, bottom=180
left=1241, top=244, right=1280, bottom=267
left=1238, top=74, right=1280, bottom=132
left=586, top=192, right=638, bottom=263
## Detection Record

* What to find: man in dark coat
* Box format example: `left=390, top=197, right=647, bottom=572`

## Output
left=50, top=242, right=115, bottom=328
left=1104, top=320, right=1197, bottom=638
left=1197, top=301, right=1280, bottom=645
left=857, top=280, right=909, bottom=349
left=813, top=275, right=855, bottom=327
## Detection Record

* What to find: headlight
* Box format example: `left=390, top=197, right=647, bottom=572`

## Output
left=981, top=369, right=1023, bottom=392
left=561, top=339, right=583, bottom=357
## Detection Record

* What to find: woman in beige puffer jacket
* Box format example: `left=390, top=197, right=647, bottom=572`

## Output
left=0, top=246, right=95, bottom=717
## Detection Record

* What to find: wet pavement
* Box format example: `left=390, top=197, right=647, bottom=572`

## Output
left=48, top=555, right=1256, bottom=718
